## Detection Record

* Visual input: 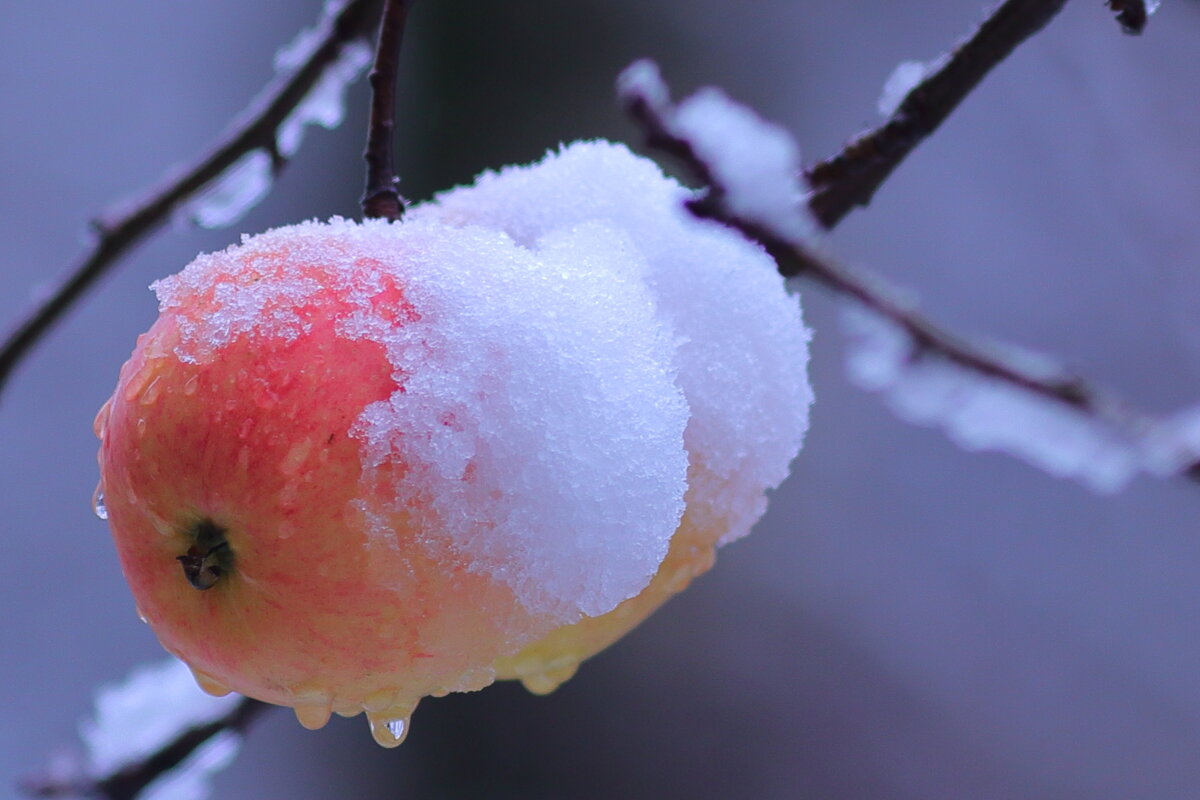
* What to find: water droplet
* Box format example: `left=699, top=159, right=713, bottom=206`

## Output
left=93, top=398, right=112, bottom=439
left=139, top=375, right=163, bottom=405
left=187, top=665, right=232, bottom=697
left=92, top=485, right=108, bottom=520
left=135, top=606, right=148, bottom=624
left=293, top=702, right=333, bottom=730
left=520, top=662, right=579, bottom=696
left=366, top=711, right=412, bottom=748
left=183, top=374, right=200, bottom=395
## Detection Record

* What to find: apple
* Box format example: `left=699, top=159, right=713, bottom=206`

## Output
left=96, top=142, right=812, bottom=746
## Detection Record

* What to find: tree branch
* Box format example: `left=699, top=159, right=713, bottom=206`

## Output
left=361, top=0, right=414, bottom=220
left=625, top=89, right=1094, bottom=413
left=0, top=0, right=384, bottom=405
left=621, top=62, right=1198, bottom=487
left=20, top=697, right=271, bottom=800
left=805, top=0, right=1068, bottom=230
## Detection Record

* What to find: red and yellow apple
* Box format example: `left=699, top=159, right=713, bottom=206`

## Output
left=96, top=143, right=811, bottom=747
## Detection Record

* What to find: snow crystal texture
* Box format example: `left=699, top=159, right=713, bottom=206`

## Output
left=156, top=140, right=812, bottom=622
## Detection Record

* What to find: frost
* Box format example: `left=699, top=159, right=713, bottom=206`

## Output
left=877, top=59, right=940, bottom=117
left=186, top=150, right=274, bottom=230
left=277, top=40, right=372, bottom=158
left=841, top=304, right=1144, bottom=493
left=618, top=60, right=816, bottom=242
left=140, top=734, right=239, bottom=800
left=183, top=3, right=371, bottom=229
left=81, top=658, right=243, bottom=799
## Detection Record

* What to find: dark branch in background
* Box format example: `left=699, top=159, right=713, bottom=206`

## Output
left=361, top=0, right=414, bottom=220
left=0, top=0, right=384, bottom=404
left=1108, top=0, right=1151, bottom=34
left=20, top=697, right=270, bottom=800
left=805, top=0, right=1068, bottom=229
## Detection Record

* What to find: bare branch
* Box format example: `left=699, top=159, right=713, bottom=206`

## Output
left=805, top=0, right=1068, bottom=229
left=19, top=697, right=271, bottom=800
left=361, top=0, right=415, bottom=220
left=621, top=65, right=1200, bottom=487
left=0, top=0, right=384, bottom=404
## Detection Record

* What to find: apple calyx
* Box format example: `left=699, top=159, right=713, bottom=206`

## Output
left=176, top=518, right=232, bottom=591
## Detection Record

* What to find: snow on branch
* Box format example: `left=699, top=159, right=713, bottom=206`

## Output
left=0, top=0, right=384, bottom=403
left=20, top=659, right=269, bottom=800
left=806, top=0, right=1161, bottom=229
left=619, top=60, right=1200, bottom=492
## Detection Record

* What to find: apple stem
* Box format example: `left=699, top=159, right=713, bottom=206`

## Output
left=361, top=0, right=415, bottom=221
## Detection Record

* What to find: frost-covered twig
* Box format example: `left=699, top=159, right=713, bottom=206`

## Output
left=620, top=61, right=1198, bottom=491
left=22, top=698, right=268, bottom=800
left=0, top=0, right=384, bottom=404
left=805, top=0, right=1069, bottom=229
left=21, top=659, right=272, bottom=800
left=361, top=0, right=414, bottom=220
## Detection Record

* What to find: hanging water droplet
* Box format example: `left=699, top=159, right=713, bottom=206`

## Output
left=366, top=710, right=412, bottom=748
left=92, top=485, right=108, bottom=520
left=187, top=665, right=233, bottom=697
left=293, top=702, right=333, bottom=730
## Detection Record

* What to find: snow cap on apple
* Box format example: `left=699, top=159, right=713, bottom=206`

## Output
left=95, top=140, right=813, bottom=746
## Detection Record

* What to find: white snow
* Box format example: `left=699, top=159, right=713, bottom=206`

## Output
left=277, top=40, right=372, bottom=158
left=617, top=60, right=816, bottom=243
left=186, top=150, right=274, bottom=230
left=81, top=658, right=243, bottom=791
left=841, top=304, right=1144, bottom=492
left=157, top=140, right=813, bottom=623
left=184, top=4, right=370, bottom=229
left=414, top=140, right=813, bottom=547
left=877, top=59, right=940, bottom=117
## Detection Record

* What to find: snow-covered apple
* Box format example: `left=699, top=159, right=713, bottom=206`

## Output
left=95, top=141, right=812, bottom=746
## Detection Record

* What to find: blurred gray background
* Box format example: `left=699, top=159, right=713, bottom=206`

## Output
left=4, top=1, right=1200, bottom=798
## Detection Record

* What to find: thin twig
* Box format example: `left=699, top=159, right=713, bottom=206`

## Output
left=0, top=0, right=384, bottom=404
left=20, top=697, right=271, bottom=800
left=805, top=0, right=1068, bottom=229
left=361, top=0, right=414, bottom=220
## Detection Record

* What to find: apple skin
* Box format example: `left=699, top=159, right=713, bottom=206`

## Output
left=95, top=232, right=715, bottom=746
left=95, top=247, right=555, bottom=746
